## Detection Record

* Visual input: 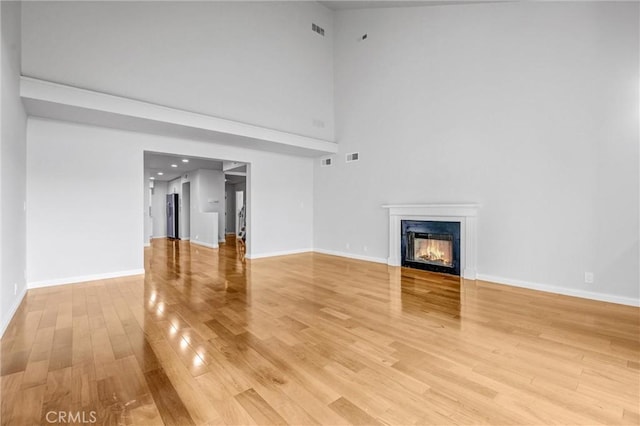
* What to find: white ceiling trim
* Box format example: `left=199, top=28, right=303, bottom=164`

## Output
left=20, top=77, right=338, bottom=157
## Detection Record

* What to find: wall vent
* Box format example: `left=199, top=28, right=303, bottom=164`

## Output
left=321, top=157, right=333, bottom=167
left=312, top=23, right=325, bottom=37
left=346, top=152, right=360, bottom=163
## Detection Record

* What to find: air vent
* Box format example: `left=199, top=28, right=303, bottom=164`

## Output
left=312, top=23, right=325, bottom=37
left=321, top=157, right=333, bottom=167
left=346, top=152, right=360, bottom=163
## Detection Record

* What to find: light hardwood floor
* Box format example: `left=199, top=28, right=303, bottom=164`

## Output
left=1, top=237, right=639, bottom=425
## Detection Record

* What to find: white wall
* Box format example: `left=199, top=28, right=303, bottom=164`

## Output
left=235, top=181, right=247, bottom=203
left=143, top=171, right=151, bottom=245
left=1, top=1, right=28, bottom=334
left=1, top=2, right=3, bottom=328
left=181, top=181, right=191, bottom=240
left=27, top=120, right=144, bottom=285
left=151, top=180, right=167, bottom=238
left=166, top=169, right=225, bottom=244
left=167, top=176, right=181, bottom=196
left=225, top=183, right=235, bottom=234
left=194, top=169, right=225, bottom=242
left=315, top=2, right=639, bottom=302
left=21, top=1, right=335, bottom=140
left=27, top=118, right=313, bottom=285
left=190, top=206, right=219, bottom=249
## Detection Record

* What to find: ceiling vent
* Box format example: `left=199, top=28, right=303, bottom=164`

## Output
left=321, top=157, right=333, bottom=167
left=312, top=23, right=325, bottom=37
left=346, top=152, right=360, bottom=163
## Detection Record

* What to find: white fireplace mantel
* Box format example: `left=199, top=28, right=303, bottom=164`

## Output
left=382, top=203, right=479, bottom=279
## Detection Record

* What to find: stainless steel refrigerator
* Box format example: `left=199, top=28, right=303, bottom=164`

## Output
left=166, top=193, right=179, bottom=239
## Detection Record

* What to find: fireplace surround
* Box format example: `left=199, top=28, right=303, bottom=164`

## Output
left=382, top=204, right=479, bottom=279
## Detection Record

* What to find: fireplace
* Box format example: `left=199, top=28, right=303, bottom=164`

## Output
left=401, top=220, right=460, bottom=275
left=383, top=204, right=478, bottom=279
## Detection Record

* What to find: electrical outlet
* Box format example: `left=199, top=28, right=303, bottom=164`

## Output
left=14, top=283, right=17, bottom=295
left=363, top=245, right=368, bottom=252
left=346, top=243, right=350, bottom=250
left=584, top=272, right=594, bottom=284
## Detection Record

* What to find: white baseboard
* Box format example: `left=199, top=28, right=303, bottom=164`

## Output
left=312, top=248, right=387, bottom=264
left=476, top=273, right=640, bottom=307
left=28, top=269, right=146, bottom=289
left=190, top=240, right=219, bottom=249
left=310, top=250, right=638, bottom=307
left=1, top=286, right=27, bottom=338
left=462, top=268, right=477, bottom=280
left=219, top=238, right=226, bottom=243
left=246, top=248, right=312, bottom=259
left=144, top=242, right=151, bottom=247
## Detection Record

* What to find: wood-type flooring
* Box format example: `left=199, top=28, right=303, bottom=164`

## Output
left=1, top=237, right=638, bottom=425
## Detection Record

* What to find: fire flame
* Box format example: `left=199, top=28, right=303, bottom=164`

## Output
left=415, top=238, right=452, bottom=266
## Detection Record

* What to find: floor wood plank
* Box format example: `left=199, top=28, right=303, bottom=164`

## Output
left=1, top=236, right=638, bottom=425
left=144, top=368, right=195, bottom=426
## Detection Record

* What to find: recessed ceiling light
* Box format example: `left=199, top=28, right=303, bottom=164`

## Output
left=182, top=159, right=189, bottom=163
left=157, top=172, right=164, bottom=176
left=171, top=164, right=178, bottom=168
left=150, top=177, right=155, bottom=180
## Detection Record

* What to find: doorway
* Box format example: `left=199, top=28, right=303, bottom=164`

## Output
left=181, top=182, right=191, bottom=240
left=235, top=191, right=245, bottom=235
left=224, top=171, right=247, bottom=237
left=144, top=152, right=249, bottom=252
